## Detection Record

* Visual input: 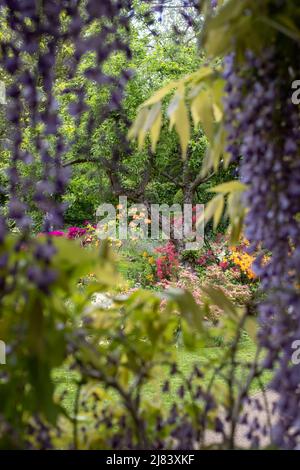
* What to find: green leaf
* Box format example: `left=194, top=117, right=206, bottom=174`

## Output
left=163, top=288, right=204, bottom=332
left=213, top=194, right=224, bottom=230
left=205, top=25, right=230, bottom=57
left=191, top=89, right=214, bottom=141
left=212, top=78, right=226, bottom=110
left=143, top=79, right=179, bottom=106
left=229, top=216, right=244, bottom=245
left=167, top=86, right=190, bottom=158
left=191, top=66, right=214, bottom=84
left=128, top=106, right=149, bottom=141
left=150, top=108, right=162, bottom=152
left=206, top=0, right=246, bottom=29
left=244, top=317, right=258, bottom=342
left=201, top=286, right=238, bottom=318
left=209, top=180, right=247, bottom=194
left=259, top=15, right=300, bottom=42
left=209, top=124, right=226, bottom=171
left=143, top=102, right=161, bottom=132
left=135, top=103, right=162, bottom=149
left=204, top=194, right=224, bottom=228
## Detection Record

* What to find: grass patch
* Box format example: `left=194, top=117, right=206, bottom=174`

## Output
left=53, top=336, right=272, bottom=416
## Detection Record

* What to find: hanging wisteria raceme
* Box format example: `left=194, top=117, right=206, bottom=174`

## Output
left=223, top=49, right=300, bottom=449
left=0, top=0, right=132, bottom=292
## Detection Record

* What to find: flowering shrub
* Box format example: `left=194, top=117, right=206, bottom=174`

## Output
left=219, top=260, right=229, bottom=270
left=228, top=250, right=256, bottom=280
left=80, top=223, right=100, bottom=247
left=157, top=267, right=201, bottom=300
left=40, top=222, right=123, bottom=250
left=40, top=227, right=88, bottom=239
left=67, top=226, right=87, bottom=239
left=155, top=242, right=179, bottom=281
left=196, top=249, right=215, bottom=267
left=141, top=251, right=156, bottom=283
left=158, top=262, right=252, bottom=323
left=193, top=236, right=259, bottom=283
left=202, top=264, right=252, bottom=314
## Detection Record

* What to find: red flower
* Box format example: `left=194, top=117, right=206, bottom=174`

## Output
left=220, top=261, right=229, bottom=270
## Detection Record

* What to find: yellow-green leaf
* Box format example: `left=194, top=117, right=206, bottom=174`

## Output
left=176, top=99, right=190, bottom=158
left=167, top=86, right=190, bottom=158
left=244, top=318, right=258, bottom=341
left=143, top=79, right=179, bottom=107
left=204, top=194, right=224, bottom=228
left=213, top=194, right=224, bottom=229
left=138, top=129, right=146, bottom=150
left=128, top=106, right=149, bottom=140
left=212, top=78, right=226, bottom=110
left=213, top=103, right=223, bottom=122
left=143, top=102, right=161, bottom=132
left=192, top=66, right=214, bottom=84
left=191, top=89, right=214, bottom=141
left=209, top=180, right=247, bottom=194
left=150, top=109, right=162, bottom=152
left=167, top=93, right=180, bottom=130
left=210, top=124, right=226, bottom=171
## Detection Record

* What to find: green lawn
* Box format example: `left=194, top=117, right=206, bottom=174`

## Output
left=53, top=335, right=271, bottom=416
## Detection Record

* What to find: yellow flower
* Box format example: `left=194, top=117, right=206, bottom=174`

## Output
left=229, top=250, right=256, bottom=280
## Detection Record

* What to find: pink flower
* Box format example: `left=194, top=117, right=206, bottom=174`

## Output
left=67, top=226, right=87, bottom=239
left=155, top=242, right=179, bottom=280
left=196, top=256, right=206, bottom=266
left=220, top=261, right=229, bottom=270
left=47, top=230, right=65, bottom=237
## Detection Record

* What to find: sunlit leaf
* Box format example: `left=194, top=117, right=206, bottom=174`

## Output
left=191, top=89, right=214, bottom=141
left=209, top=180, right=247, bottom=194
left=167, top=86, right=190, bottom=158
left=213, top=194, right=224, bottom=229
left=143, top=102, right=161, bottom=132
left=204, top=194, right=224, bottom=228
left=128, top=106, right=149, bottom=140
left=143, top=79, right=179, bottom=106
left=150, top=108, right=162, bottom=152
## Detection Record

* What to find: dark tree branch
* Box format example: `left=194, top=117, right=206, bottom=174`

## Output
left=161, top=171, right=183, bottom=187
left=190, top=171, right=215, bottom=191
left=62, top=157, right=104, bottom=167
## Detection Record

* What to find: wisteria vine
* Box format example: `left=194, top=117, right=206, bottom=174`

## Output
left=0, top=0, right=132, bottom=292
left=223, top=48, right=300, bottom=448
